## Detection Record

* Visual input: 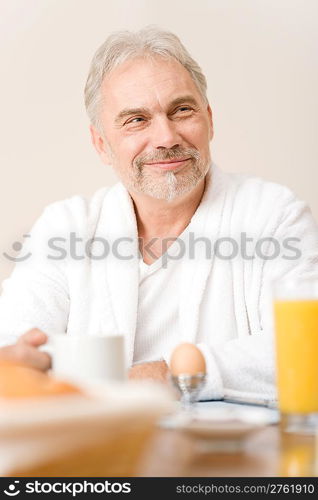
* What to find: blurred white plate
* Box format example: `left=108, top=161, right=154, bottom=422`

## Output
left=160, top=404, right=277, bottom=441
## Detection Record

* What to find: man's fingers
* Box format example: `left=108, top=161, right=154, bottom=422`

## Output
left=18, top=328, right=48, bottom=347
left=21, top=344, right=52, bottom=371
left=0, top=343, right=51, bottom=372
left=8, top=328, right=52, bottom=371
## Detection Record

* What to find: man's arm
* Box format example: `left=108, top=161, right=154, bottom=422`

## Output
left=128, top=360, right=169, bottom=383
left=0, top=203, right=70, bottom=350
left=199, top=192, right=318, bottom=401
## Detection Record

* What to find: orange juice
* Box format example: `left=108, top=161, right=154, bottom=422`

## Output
left=274, top=300, right=318, bottom=414
left=279, top=440, right=315, bottom=476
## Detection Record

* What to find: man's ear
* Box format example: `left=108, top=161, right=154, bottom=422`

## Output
left=207, top=104, right=214, bottom=141
left=89, top=124, right=112, bottom=164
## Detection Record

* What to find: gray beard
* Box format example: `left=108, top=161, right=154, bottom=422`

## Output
left=129, top=156, right=210, bottom=201
left=107, top=143, right=211, bottom=201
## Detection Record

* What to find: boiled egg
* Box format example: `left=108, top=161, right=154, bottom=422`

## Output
left=170, top=343, right=206, bottom=376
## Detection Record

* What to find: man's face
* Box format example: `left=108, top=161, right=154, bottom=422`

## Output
left=91, top=56, right=213, bottom=201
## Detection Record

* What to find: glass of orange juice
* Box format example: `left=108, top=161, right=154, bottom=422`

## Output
left=273, top=278, right=318, bottom=434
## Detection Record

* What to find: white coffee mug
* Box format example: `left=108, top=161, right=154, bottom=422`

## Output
left=42, top=333, right=126, bottom=383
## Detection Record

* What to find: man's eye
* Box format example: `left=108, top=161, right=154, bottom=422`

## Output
left=177, top=106, right=192, bottom=112
left=126, top=117, right=145, bottom=124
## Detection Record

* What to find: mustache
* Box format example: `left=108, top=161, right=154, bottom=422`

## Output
left=134, top=147, right=200, bottom=168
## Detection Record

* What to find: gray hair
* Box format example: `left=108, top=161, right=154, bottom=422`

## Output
left=84, top=25, right=208, bottom=134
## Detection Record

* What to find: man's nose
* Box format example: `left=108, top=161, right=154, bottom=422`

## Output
left=150, top=116, right=181, bottom=149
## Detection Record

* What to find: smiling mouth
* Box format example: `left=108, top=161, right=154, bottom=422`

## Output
left=144, top=158, right=191, bottom=170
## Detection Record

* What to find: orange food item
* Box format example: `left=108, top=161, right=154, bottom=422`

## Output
left=0, top=361, right=82, bottom=398
left=170, top=343, right=206, bottom=376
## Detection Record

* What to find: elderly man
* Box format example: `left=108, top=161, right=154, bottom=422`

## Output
left=0, top=27, right=317, bottom=402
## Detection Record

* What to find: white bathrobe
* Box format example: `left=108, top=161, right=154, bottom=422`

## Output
left=1, top=164, right=317, bottom=401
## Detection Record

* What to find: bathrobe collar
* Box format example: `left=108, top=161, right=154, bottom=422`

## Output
left=95, top=163, right=228, bottom=365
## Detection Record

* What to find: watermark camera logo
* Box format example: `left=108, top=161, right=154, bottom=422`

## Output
left=3, top=235, right=31, bottom=262
left=4, top=480, right=20, bottom=496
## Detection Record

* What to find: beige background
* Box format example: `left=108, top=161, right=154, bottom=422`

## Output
left=0, top=0, right=317, bottom=285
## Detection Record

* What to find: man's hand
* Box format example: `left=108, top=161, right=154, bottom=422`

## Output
left=0, top=328, right=51, bottom=371
left=128, top=360, right=170, bottom=383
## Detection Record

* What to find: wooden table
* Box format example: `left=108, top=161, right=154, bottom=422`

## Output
left=138, top=421, right=318, bottom=477
left=6, top=402, right=318, bottom=477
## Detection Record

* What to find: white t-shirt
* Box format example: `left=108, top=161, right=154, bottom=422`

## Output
left=133, top=230, right=191, bottom=364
